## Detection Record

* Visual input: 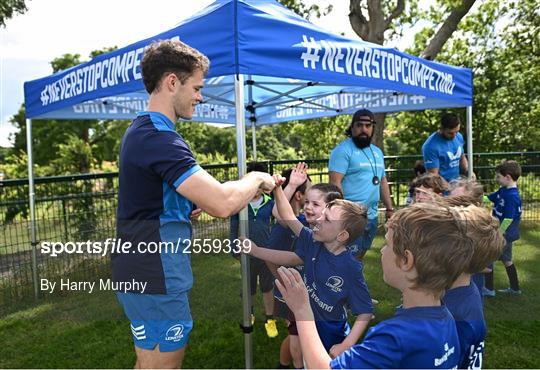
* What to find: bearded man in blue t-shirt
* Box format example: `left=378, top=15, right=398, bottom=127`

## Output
left=328, top=109, right=394, bottom=258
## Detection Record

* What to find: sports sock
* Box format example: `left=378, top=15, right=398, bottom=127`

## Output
left=505, top=264, right=520, bottom=291
left=484, top=270, right=494, bottom=291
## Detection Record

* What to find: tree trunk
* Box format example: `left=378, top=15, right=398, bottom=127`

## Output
left=349, top=0, right=476, bottom=152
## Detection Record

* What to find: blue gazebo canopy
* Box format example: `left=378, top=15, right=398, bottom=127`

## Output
left=24, top=0, right=472, bottom=123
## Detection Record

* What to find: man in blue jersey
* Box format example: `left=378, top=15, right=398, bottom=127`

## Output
left=276, top=202, right=476, bottom=369
left=113, top=40, right=275, bottom=369
left=329, top=109, right=393, bottom=258
left=422, top=112, right=469, bottom=182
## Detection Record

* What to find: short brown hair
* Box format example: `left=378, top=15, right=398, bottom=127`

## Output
left=495, top=160, right=522, bottom=181
left=438, top=199, right=505, bottom=273
left=387, top=203, right=473, bottom=296
left=463, top=206, right=505, bottom=274
left=411, top=173, right=448, bottom=195
left=326, top=199, right=367, bottom=244
left=310, top=183, right=343, bottom=203
left=141, top=40, right=210, bottom=94
left=448, top=178, right=484, bottom=205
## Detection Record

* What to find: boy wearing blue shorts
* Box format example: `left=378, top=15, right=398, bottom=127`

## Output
left=230, top=162, right=277, bottom=338
left=484, top=160, right=523, bottom=296
left=277, top=202, right=478, bottom=369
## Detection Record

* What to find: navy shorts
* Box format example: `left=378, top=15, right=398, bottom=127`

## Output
left=250, top=256, right=274, bottom=295
left=117, top=291, right=193, bottom=352
left=499, top=239, right=514, bottom=262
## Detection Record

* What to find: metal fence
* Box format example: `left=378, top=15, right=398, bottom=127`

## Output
left=1, top=152, right=539, bottom=306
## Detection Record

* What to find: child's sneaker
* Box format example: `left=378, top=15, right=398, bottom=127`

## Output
left=265, top=318, right=279, bottom=338
left=497, top=287, right=522, bottom=295
left=482, top=287, right=496, bottom=297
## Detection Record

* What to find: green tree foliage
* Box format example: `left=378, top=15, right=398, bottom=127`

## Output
left=8, top=47, right=121, bottom=174
left=277, top=0, right=332, bottom=20
left=385, top=0, right=540, bottom=154
left=0, top=0, right=27, bottom=27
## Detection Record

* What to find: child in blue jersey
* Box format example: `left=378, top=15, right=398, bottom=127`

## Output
left=248, top=177, right=373, bottom=358
left=230, top=162, right=277, bottom=338
left=268, top=163, right=311, bottom=369
left=441, top=196, right=505, bottom=369
left=268, top=166, right=341, bottom=368
left=448, top=178, right=489, bottom=296
left=276, top=202, right=477, bottom=369
left=484, top=160, right=523, bottom=296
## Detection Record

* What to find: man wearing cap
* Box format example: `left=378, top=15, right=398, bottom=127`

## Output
left=328, top=109, right=393, bottom=258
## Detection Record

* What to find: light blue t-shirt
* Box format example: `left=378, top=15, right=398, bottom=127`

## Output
left=422, top=131, right=464, bottom=182
left=329, top=139, right=385, bottom=220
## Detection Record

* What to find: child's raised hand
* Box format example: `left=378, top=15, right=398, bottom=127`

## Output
left=289, top=162, right=308, bottom=187
left=272, top=174, right=286, bottom=188
left=275, top=267, right=312, bottom=320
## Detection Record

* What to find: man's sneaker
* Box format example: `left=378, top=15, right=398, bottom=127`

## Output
left=265, top=319, right=279, bottom=338
left=497, top=287, right=522, bottom=295
left=482, top=287, right=496, bottom=297
left=251, top=314, right=255, bottom=326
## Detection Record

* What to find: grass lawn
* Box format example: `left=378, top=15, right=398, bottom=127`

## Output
left=1, top=225, right=539, bottom=368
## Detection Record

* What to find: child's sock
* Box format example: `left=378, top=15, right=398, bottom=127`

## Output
left=485, top=271, right=494, bottom=291
left=505, top=264, right=520, bottom=291
left=266, top=314, right=274, bottom=322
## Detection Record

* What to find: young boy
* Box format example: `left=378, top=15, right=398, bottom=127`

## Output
left=267, top=164, right=311, bottom=368
left=440, top=198, right=505, bottom=369
left=276, top=202, right=487, bottom=369
left=448, top=179, right=488, bottom=296
left=405, top=160, right=426, bottom=205
left=247, top=177, right=373, bottom=357
left=410, top=173, right=448, bottom=203
left=484, top=160, right=523, bottom=296
left=229, top=162, right=277, bottom=338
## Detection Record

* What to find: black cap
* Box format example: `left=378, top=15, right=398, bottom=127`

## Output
left=352, top=109, right=375, bottom=124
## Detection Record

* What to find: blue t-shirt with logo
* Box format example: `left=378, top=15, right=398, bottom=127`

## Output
left=443, top=283, right=486, bottom=370
left=330, top=306, right=460, bottom=369
left=329, top=140, right=386, bottom=220
left=114, top=112, right=201, bottom=295
left=422, top=131, right=464, bottom=182
left=268, top=214, right=309, bottom=300
left=487, top=187, right=522, bottom=242
left=294, top=227, right=373, bottom=351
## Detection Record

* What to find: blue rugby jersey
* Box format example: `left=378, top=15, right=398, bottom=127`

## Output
left=113, top=111, right=202, bottom=295
left=268, top=214, right=309, bottom=300
left=229, top=194, right=274, bottom=248
left=443, top=283, right=486, bottom=369
left=331, top=305, right=460, bottom=369
left=487, top=187, right=522, bottom=242
left=294, top=227, right=373, bottom=350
